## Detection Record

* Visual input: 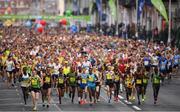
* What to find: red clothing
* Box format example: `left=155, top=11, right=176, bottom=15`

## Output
left=118, top=64, right=126, bottom=73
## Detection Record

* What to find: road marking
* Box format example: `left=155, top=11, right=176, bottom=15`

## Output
left=118, top=95, right=124, bottom=99
left=51, top=96, right=63, bottom=112
left=0, top=98, right=21, bottom=101
left=0, top=89, right=17, bottom=91
left=124, top=100, right=132, bottom=104
left=132, top=105, right=142, bottom=111
left=0, top=103, right=23, bottom=106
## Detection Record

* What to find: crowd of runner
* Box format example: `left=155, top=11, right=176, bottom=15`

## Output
left=0, top=27, right=179, bottom=111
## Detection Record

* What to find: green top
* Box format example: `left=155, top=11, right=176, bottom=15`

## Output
left=31, top=76, right=40, bottom=89
left=152, top=73, right=161, bottom=84
left=68, top=72, right=76, bottom=86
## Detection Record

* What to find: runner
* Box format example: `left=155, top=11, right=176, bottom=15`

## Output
left=57, top=69, right=65, bottom=104
left=67, top=67, right=77, bottom=103
left=87, top=68, right=97, bottom=105
left=104, top=65, right=114, bottom=103
left=142, top=67, right=149, bottom=101
left=134, top=66, right=144, bottom=105
left=42, top=68, right=52, bottom=108
left=19, top=67, right=30, bottom=105
left=151, top=67, right=161, bottom=104
left=124, top=68, right=133, bottom=101
left=30, top=70, right=42, bottom=111
left=5, top=56, right=15, bottom=87
left=77, top=68, right=88, bottom=104
left=113, top=66, right=120, bottom=102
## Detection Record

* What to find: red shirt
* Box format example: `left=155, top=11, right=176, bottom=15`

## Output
left=118, top=63, right=126, bottom=73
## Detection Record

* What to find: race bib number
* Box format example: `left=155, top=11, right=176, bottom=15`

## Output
left=45, top=77, right=50, bottom=83
left=144, top=61, right=149, bottom=66
left=143, top=79, right=147, bottom=84
left=31, top=79, right=38, bottom=86
left=58, top=78, right=64, bottom=84
left=154, top=78, right=159, bottom=84
left=161, top=64, right=166, bottom=69
left=175, top=59, right=178, bottom=63
left=115, top=75, right=120, bottom=81
left=106, top=74, right=112, bottom=80
left=88, top=76, right=94, bottom=82
left=70, top=77, right=75, bottom=82
left=82, top=79, right=87, bottom=84
left=136, top=79, right=142, bottom=84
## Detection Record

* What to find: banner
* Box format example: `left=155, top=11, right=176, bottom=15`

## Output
left=137, top=0, right=145, bottom=22
left=108, top=0, right=116, bottom=17
left=0, top=15, right=91, bottom=21
left=151, top=0, right=168, bottom=22
left=96, top=0, right=102, bottom=17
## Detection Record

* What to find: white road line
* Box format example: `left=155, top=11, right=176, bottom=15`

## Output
left=118, top=95, right=124, bottom=99
left=124, top=100, right=132, bottom=104
left=0, top=89, right=17, bottom=91
left=0, top=103, right=23, bottom=106
left=51, top=96, right=63, bottom=112
left=132, top=105, right=142, bottom=111
left=0, top=98, right=21, bottom=100
left=119, top=100, right=126, bottom=106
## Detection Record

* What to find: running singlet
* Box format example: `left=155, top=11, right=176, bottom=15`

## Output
left=106, top=72, right=112, bottom=80
left=31, top=76, right=40, bottom=89
left=21, top=74, right=30, bottom=87
left=152, top=74, right=161, bottom=84
left=144, top=57, right=150, bottom=66
left=114, top=74, right=120, bottom=82
left=125, top=77, right=133, bottom=88
left=68, top=73, right=76, bottom=85
left=81, top=74, right=87, bottom=84
left=136, top=79, right=142, bottom=85
left=160, top=60, right=167, bottom=71
left=58, top=76, right=64, bottom=84
left=88, top=74, right=96, bottom=82
left=44, top=76, right=51, bottom=84
left=87, top=74, right=96, bottom=88
left=63, top=67, right=70, bottom=76
left=174, top=55, right=180, bottom=65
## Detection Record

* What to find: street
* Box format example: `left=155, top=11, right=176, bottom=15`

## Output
left=0, top=74, right=180, bottom=111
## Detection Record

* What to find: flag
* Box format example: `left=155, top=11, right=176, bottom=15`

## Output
left=151, top=0, right=168, bottom=22
left=73, top=0, right=78, bottom=12
left=108, top=0, right=116, bottom=17
left=137, top=0, right=145, bottom=22
left=96, top=0, right=102, bottom=16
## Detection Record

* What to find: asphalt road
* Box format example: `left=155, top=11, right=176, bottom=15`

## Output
left=0, top=74, right=180, bottom=111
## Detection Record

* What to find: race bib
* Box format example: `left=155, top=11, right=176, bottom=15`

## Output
left=106, top=74, right=112, bottom=80
left=70, top=77, right=75, bottom=82
left=88, top=76, right=94, bottom=82
left=58, top=78, right=64, bottom=84
left=115, top=75, right=120, bottom=81
left=143, top=79, right=148, bottom=84
left=82, top=79, right=87, bottom=84
left=31, top=79, right=38, bottom=86
left=136, top=79, right=142, bottom=84
left=161, top=64, right=166, bottom=69
left=175, top=59, right=178, bottom=63
left=154, top=78, right=159, bottom=84
left=144, top=61, right=149, bottom=66
left=45, top=77, right=50, bottom=83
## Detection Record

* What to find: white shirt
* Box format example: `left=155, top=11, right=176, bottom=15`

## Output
left=6, top=60, right=15, bottom=71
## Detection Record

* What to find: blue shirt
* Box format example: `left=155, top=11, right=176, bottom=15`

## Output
left=159, top=59, right=167, bottom=71
left=174, top=55, right=180, bottom=65
left=143, top=57, right=151, bottom=67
